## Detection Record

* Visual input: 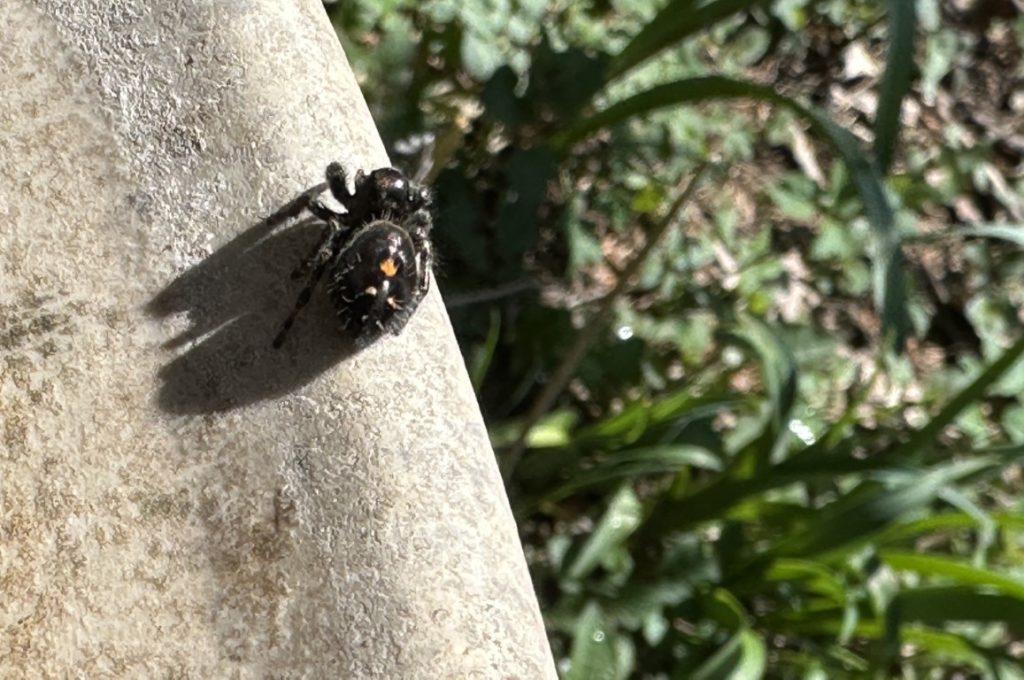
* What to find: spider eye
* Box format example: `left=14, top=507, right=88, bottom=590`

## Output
left=385, top=185, right=407, bottom=204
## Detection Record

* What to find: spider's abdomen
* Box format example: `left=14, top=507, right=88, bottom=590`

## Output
left=272, top=164, right=434, bottom=351
left=327, top=220, right=424, bottom=347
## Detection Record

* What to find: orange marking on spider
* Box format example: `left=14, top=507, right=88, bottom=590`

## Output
left=379, top=257, right=398, bottom=277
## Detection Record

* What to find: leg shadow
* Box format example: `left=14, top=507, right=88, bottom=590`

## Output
left=148, top=187, right=359, bottom=414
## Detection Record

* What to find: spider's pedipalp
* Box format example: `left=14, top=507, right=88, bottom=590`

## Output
left=308, top=196, right=342, bottom=224
left=326, top=162, right=353, bottom=204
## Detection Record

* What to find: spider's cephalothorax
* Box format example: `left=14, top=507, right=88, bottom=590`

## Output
left=273, top=163, right=434, bottom=349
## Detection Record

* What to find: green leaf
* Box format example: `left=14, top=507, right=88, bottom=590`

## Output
left=898, top=627, right=993, bottom=674
left=688, top=629, right=766, bottom=680
left=526, top=410, right=578, bottom=448
left=566, top=209, right=606, bottom=274
left=461, top=29, right=503, bottom=80
left=535, top=444, right=722, bottom=506
left=874, top=506, right=1024, bottom=546
left=766, top=559, right=848, bottom=605
left=886, top=586, right=1024, bottom=635
left=961, top=223, right=1024, bottom=247
left=880, top=551, right=1024, bottom=600
left=637, top=433, right=1019, bottom=543
left=766, top=177, right=818, bottom=221
left=468, top=308, right=501, bottom=390
left=727, top=315, right=798, bottom=470
left=701, top=587, right=751, bottom=631
left=600, top=580, right=693, bottom=631
left=565, top=486, right=643, bottom=581
left=769, top=458, right=994, bottom=559
left=565, top=603, right=618, bottom=680
left=874, top=0, right=916, bottom=173
left=574, top=391, right=735, bottom=449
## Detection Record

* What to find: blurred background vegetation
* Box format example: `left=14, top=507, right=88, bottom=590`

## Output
left=326, top=0, right=1024, bottom=677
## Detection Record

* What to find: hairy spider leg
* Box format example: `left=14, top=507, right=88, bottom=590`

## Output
left=261, top=182, right=329, bottom=227
left=282, top=191, right=352, bottom=282
left=273, top=221, right=355, bottom=349
left=289, top=222, right=336, bottom=280
left=307, top=196, right=342, bottom=224
left=405, top=210, right=434, bottom=295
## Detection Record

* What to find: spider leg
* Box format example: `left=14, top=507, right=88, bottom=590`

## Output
left=404, top=210, right=434, bottom=296
left=290, top=222, right=336, bottom=280
left=406, top=208, right=433, bottom=235
left=273, top=223, right=352, bottom=348
left=261, top=182, right=328, bottom=227
left=308, top=196, right=342, bottom=224
left=414, top=242, right=433, bottom=297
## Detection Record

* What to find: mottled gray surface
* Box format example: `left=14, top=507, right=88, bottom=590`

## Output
left=0, top=1, right=555, bottom=676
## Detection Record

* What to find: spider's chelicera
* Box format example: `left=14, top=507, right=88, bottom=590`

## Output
left=272, top=162, right=434, bottom=349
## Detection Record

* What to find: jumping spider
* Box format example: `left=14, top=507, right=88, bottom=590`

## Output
left=272, top=162, right=434, bottom=349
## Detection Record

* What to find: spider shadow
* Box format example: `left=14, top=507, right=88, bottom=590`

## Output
left=148, top=189, right=359, bottom=414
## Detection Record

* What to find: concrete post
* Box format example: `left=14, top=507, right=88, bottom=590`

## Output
left=0, top=1, right=556, bottom=676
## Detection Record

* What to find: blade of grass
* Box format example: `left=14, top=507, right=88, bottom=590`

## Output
left=904, top=222, right=1024, bottom=247
left=638, top=432, right=1023, bottom=543
left=725, top=315, right=798, bottom=473
left=873, top=507, right=1024, bottom=546
left=961, top=223, right=1024, bottom=246
left=767, top=458, right=994, bottom=560
left=531, top=444, right=722, bottom=507
left=874, top=0, right=916, bottom=173
left=687, top=628, right=766, bottom=680
left=892, top=332, right=1024, bottom=459
left=608, top=0, right=768, bottom=82
left=886, top=586, right=1024, bottom=635
left=573, top=392, right=737, bottom=449
left=880, top=552, right=1024, bottom=600
left=766, top=559, right=849, bottom=604
left=468, top=307, right=501, bottom=390
left=895, top=627, right=996, bottom=673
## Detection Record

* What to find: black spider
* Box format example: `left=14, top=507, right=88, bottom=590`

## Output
left=272, top=162, right=434, bottom=349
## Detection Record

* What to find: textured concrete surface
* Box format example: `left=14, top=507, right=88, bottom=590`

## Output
left=0, top=1, right=556, bottom=676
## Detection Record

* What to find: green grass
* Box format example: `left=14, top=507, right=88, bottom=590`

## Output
left=329, top=0, right=1024, bottom=675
